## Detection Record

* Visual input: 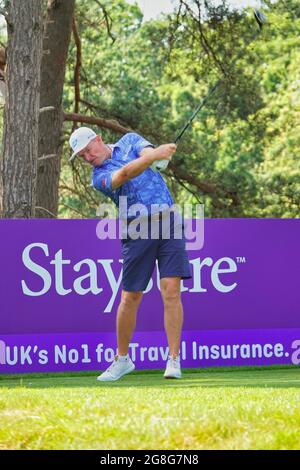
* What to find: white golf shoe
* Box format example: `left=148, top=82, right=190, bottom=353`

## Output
left=164, top=355, right=182, bottom=379
left=97, top=355, right=135, bottom=382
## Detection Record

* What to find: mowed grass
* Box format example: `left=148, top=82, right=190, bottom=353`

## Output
left=0, top=367, right=299, bottom=450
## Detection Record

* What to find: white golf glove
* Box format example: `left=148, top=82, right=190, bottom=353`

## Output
left=151, top=159, right=169, bottom=171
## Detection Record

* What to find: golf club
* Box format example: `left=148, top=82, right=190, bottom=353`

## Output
left=153, top=9, right=267, bottom=171
left=174, top=9, right=267, bottom=145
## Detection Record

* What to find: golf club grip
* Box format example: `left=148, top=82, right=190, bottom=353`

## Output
left=174, top=27, right=262, bottom=145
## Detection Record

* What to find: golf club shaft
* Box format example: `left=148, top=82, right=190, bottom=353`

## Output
left=174, top=22, right=263, bottom=145
left=174, top=79, right=221, bottom=144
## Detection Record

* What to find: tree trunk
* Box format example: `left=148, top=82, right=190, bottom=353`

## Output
left=36, top=0, right=75, bottom=218
left=0, top=0, right=44, bottom=218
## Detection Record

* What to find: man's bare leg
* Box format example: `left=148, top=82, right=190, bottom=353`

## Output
left=117, top=290, right=143, bottom=356
left=97, top=290, right=143, bottom=381
left=160, top=277, right=183, bottom=357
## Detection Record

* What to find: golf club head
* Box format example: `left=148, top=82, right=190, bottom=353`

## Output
left=254, top=9, right=267, bottom=29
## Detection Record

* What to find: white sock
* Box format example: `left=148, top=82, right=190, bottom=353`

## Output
left=118, top=354, right=129, bottom=362
left=169, top=354, right=180, bottom=361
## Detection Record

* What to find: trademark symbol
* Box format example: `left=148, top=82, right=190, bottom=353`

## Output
left=236, top=257, right=246, bottom=264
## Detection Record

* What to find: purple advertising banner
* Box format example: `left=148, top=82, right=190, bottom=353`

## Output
left=0, top=219, right=300, bottom=373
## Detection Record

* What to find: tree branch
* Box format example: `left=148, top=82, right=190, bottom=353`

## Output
left=179, top=0, right=227, bottom=76
left=79, top=98, right=131, bottom=128
left=38, top=154, right=57, bottom=161
left=60, top=181, right=99, bottom=207
left=60, top=202, right=92, bottom=218
left=168, top=161, right=217, bottom=194
left=94, top=0, right=115, bottom=43
left=39, top=106, right=55, bottom=114
left=175, top=177, right=203, bottom=204
left=63, top=111, right=132, bottom=134
left=35, top=206, right=57, bottom=218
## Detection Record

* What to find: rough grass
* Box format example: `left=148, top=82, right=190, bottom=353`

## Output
left=0, top=367, right=299, bottom=450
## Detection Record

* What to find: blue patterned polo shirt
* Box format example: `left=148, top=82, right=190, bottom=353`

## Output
left=92, top=133, right=174, bottom=217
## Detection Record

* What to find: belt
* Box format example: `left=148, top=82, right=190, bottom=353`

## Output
left=122, top=209, right=174, bottom=223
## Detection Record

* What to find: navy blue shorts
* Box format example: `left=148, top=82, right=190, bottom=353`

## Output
left=121, top=211, right=192, bottom=292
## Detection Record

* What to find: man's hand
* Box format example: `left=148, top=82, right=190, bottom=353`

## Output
left=151, top=143, right=177, bottom=162
left=111, top=143, right=177, bottom=189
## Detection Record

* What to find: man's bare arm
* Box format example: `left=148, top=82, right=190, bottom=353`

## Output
left=111, top=144, right=177, bottom=190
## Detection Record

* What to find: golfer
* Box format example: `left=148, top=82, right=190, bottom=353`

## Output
left=69, top=127, right=192, bottom=381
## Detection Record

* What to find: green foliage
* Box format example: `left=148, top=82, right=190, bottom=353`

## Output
left=57, top=0, right=300, bottom=217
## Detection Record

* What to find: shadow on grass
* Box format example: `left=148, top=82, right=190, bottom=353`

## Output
left=0, top=368, right=299, bottom=390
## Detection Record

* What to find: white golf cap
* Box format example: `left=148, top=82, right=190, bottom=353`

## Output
left=69, top=127, right=97, bottom=161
